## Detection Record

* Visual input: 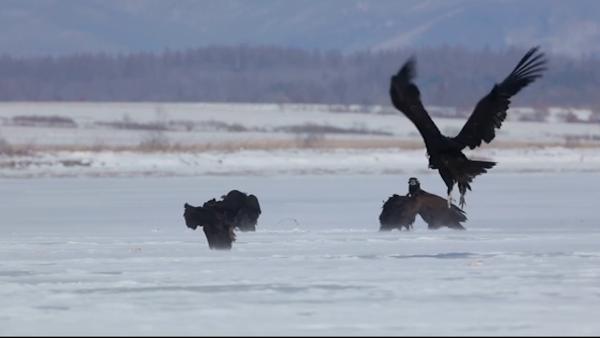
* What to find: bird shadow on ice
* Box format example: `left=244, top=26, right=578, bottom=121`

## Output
left=0, top=270, right=35, bottom=277
left=390, top=252, right=480, bottom=259
left=353, top=252, right=495, bottom=260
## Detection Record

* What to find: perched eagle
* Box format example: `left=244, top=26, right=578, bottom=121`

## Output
left=389, top=47, right=547, bottom=208
left=183, top=190, right=262, bottom=250
left=379, top=177, right=467, bottom=231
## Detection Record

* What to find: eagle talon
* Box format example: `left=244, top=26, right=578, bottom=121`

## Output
left=459, top=195, right=466, bottom=209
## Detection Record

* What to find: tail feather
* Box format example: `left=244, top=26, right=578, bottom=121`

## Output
left=459, top=159, right=496, bottom=192
left=466, top=159, right=496, bottom=176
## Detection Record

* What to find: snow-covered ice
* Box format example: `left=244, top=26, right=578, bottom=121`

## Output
left=1, top=173, right=599, bottom=335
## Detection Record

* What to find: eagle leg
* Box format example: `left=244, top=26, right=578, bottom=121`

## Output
left=459, top=194, right=466, bottom=209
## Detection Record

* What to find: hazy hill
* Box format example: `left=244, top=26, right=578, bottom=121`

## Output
left=1, top=0, right=599, bottom=57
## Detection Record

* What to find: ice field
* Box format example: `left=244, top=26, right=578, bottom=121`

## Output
left=1, top=173, right=600, bottom=335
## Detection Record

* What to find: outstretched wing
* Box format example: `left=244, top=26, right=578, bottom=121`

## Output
left=184, top=205, right=219, bottom=230
left=234, top=194, right=261, bottom=231
left=417, top=191, right=467, bottom=230
left=379, top=194, right=419, bottom=230
left=222, top=190, right=246, bottom=210
left=245, top=194, right=261, bottom=214
left=390, top=58, right=442, bottom=149
left=453, top=47, right=547, bottom=149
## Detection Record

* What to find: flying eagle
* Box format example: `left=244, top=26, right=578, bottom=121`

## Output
left=379, top=177, right=467, bottom=231
left=389, top=47, right=547, bottom=208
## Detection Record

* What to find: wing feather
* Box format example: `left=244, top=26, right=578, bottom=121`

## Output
left=453, top=47, right=548, bottom=149
left=417, top=191, right=467, bottom=229
left=379, top=194, right=419, bottom=230
left=390, top=58, right=442, bottom=150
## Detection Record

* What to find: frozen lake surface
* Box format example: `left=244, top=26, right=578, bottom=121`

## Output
left=1, top=173, right=600, bottom=335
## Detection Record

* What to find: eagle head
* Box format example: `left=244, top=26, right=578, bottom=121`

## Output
left=408, top=177, right=421, bottom=195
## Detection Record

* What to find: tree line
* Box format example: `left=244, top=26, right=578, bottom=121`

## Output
left=0, top=45, right=598, bottom=114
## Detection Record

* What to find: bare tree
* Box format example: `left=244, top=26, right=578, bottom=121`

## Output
left=0, top=45, right=598, bottom=111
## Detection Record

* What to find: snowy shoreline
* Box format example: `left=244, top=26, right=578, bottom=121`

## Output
left=1, top=146, right=599, bottom=178
left=1, top=102, right=599, bottom=178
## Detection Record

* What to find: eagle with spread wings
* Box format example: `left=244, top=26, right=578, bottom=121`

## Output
left=389, top=47, right=547, bottom=208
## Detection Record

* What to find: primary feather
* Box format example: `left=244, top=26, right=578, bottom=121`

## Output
left=453, top=47, right=547, bottom=149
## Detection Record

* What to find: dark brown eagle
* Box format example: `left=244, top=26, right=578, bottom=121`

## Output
left=379, top=177, right=467, bottom=231
left=183, top=190, right=262, bottom=250
left=210, top=190, right=262, bottom=232
left=389, top=47, right=547, bottom=208
left=184, top=202, right=236, bottom=250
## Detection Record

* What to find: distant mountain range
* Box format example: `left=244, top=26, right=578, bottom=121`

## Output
left=1, top=0, right=600, bottom=57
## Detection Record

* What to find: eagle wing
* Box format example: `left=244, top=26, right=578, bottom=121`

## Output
left=453, top=47, right=547, bottom=149
left=379, top=194, right=420, bottom=230
left=390, top=58, right=443, bottom=150
left=417, top=191, right=467, bottom=230
left=245, top=194, right=262, bottom=214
